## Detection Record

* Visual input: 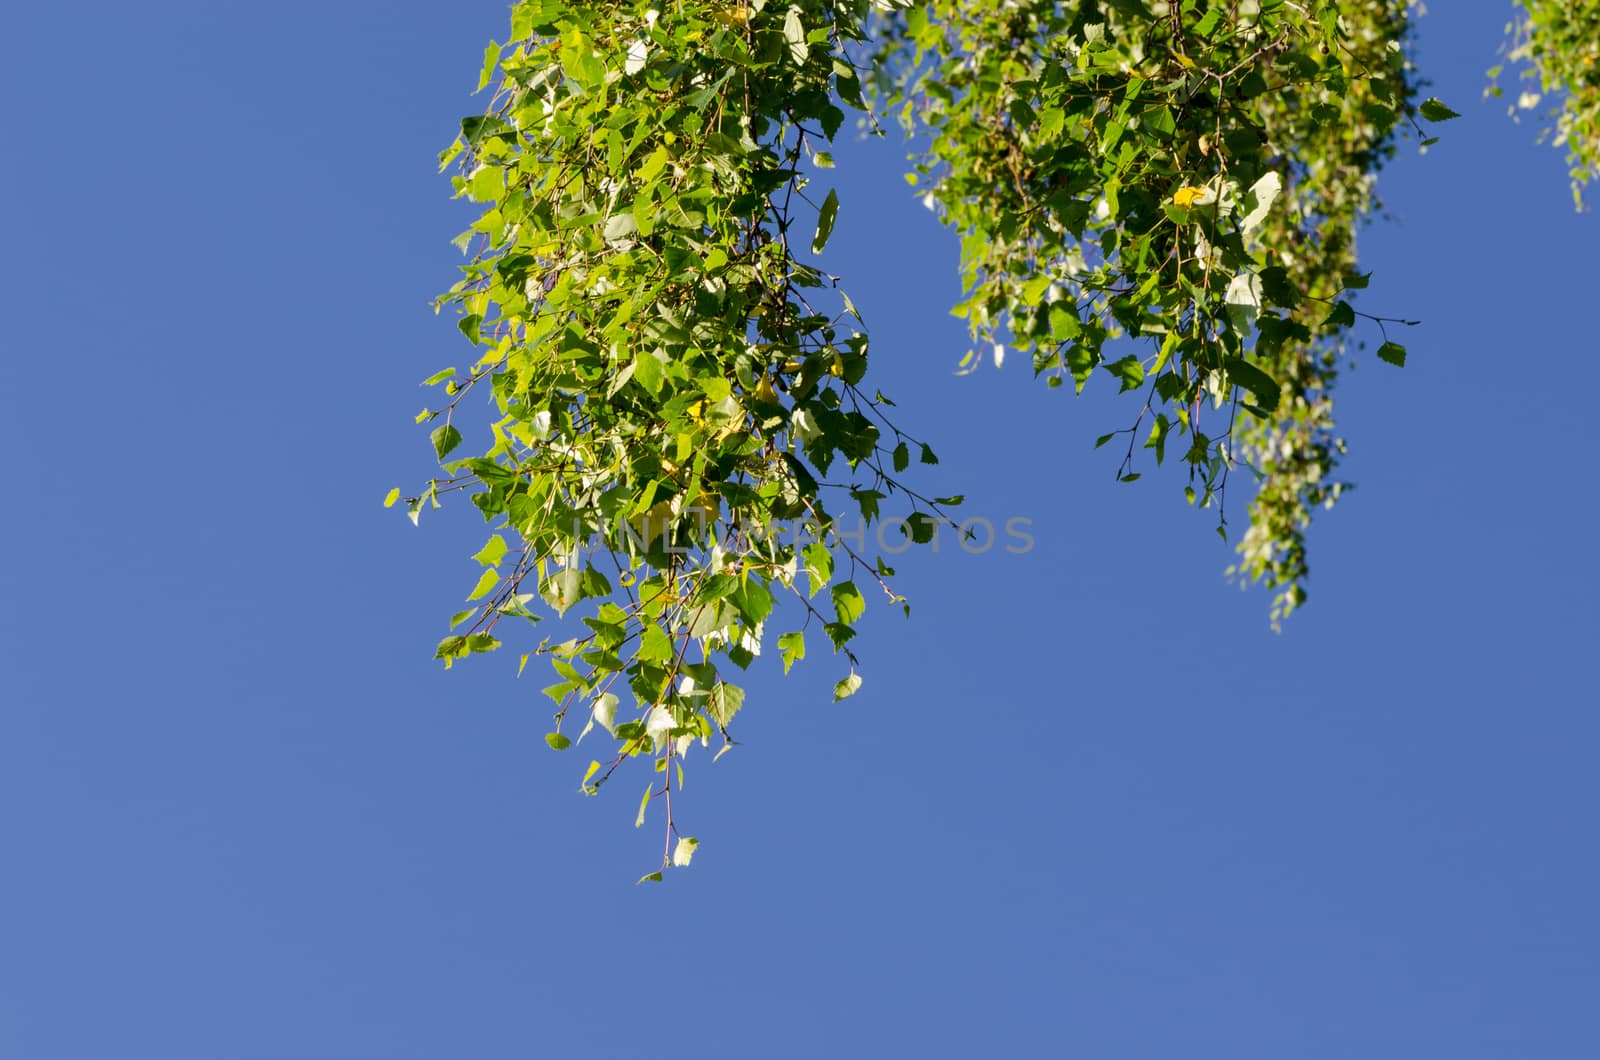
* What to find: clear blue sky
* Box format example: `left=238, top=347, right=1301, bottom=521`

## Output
left=3, top=4, right=1596, bottom=1058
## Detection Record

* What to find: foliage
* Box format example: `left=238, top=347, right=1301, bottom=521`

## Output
left=397, top=0, right=949, bottom=879
left=1490, top=0, right=1600, bottom=209
left=396, top=1, right=1458, bottom=873
left=873, top=0, right=1445, bottom=625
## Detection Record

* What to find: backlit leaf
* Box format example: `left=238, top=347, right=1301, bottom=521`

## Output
left=813, top=188, right=839, bottom=254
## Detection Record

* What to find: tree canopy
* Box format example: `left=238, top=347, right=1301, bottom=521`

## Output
left=391, top=0, right=1596, bottom=878
left=1491, top=0, right=1600, bottom=208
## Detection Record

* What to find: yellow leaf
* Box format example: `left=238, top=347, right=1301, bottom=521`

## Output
left=712, top=6, right=750, bottom=26
left=1172, top=185, right=1208, bottom=207
left=383, top=487, right=401, bottom=508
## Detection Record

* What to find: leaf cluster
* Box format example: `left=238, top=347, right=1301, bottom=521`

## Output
left=1490, top=0, right=1600, bottom=209
left=402, top=0, right=956, bottom=877
left=398, top=0, right=1467, bottom=869
left=871, top=0, right=1445, bottom=624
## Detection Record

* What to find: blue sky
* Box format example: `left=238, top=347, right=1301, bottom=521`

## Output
left=3, top=3, right=1596, bottom=1058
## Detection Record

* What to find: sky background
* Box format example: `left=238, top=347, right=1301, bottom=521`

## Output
left=3, top=3, right=1597, bottom=1058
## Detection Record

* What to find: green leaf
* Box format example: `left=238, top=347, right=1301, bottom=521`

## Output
left=478, top=40, right=502, bottom=91
left=545, top=733, right=572, bottom=751
left=833, top=671, right=862, bottom=701
left=541, top=568, right=583, bottom=617
left=730, top=579, right=774, bottom=626
left=1419, top=97, right=1461, bottom=122
left=1376, top=342, right=1407, bottom=367
left=1104, top=355, right=1145, bottom=391
left=687, top=599, right=736, bottom=640
left=812, top=188, right=839, bottom=254
left=551, top=655, right=585, bottom=684
left=1145, top=416, right=1170, bottom=464
left=824, top=621, right=855, bottom=651
left=639, top=623, right=675, bottom=664
left=892, top=441, right=909, bottom=472
left=430, top=424, right=462, bottom=460
left=778, top=631, right=806, bottom=674
left=467, top=165, right=502, bottom=202
left=637, top=145, right=669, bottom=182
left=820, top=104, right=845, bottom=140
left=1223, top=356, right=1281, bottom=413
left=709, top=682, right=745, bottom=729
left=472, top=534, right=508, bottom=567
left=636, top=871, right=664, bottom=884
left=603, top=212, right=638, bottom=243
left=831, top=581, right=865, bottom=625
left=632, top=349, right=663, bottom=395
left=558, top=27, right=605, bottom=89
left=803, top=541, right=832, bottom=597
left=466, top=568, right=499, bottom=601
left=1322, top=301, right=1357, bottom=329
